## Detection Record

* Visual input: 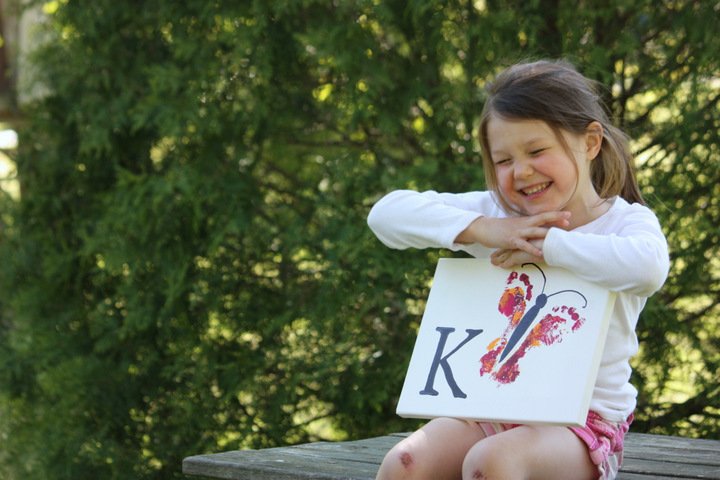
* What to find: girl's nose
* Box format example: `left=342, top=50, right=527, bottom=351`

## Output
left=513, top=160, right=533, bottom=179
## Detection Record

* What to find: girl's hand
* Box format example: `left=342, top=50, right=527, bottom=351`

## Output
left=491, top=240, right=544, bottom=268
left=455, top=211, right=570, bottom=258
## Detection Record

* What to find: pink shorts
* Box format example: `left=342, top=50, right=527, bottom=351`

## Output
left=477, top=411, right=633, bottom=480
left=568, top=411, right=633, bottom=479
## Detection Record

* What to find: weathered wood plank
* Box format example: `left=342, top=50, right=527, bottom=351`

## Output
left=183, top=448, right=379, bottom=480
left=621, top=432, right=720, bottom=479
left=622, top=456, right=720, bottom=478
left=183, top=432, right=720, bottom=480
left=625, top=432, right=720, bottom=452
left=615, top=474, right=679, bottom=480
left=624, top=442, right=720, bottom=466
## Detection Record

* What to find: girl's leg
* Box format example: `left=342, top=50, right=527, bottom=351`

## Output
left=375, top=417, right=489, bottom=480
left=461, top=425, right=597, bottom=480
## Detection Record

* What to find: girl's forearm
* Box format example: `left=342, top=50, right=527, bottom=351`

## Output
left=367, top=190, right=485, bottom=250
left=543, top=229, right=669, bottom=296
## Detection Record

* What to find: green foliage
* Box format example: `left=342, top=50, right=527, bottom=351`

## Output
left=0, top=0, right=718, bottom=478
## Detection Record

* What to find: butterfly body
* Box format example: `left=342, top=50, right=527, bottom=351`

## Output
left=497, top=292, right=547, bottom=363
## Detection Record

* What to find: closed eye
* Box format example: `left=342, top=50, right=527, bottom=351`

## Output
left=529, top=148, right=547, bottom=156
left=494, top=158, right=511, bottom=165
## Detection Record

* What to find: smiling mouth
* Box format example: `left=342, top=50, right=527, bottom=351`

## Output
left=521, top=182, right=552, bottom=196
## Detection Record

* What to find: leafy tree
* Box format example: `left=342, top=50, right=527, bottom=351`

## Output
left=0, top=0, right=717, bottom=479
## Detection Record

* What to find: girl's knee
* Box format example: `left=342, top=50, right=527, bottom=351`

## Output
left=376, top=418, right=488, bottom=479
left=375, top=443, right=420, bottom=480
left=462, top=438, right=518, bottom=480
left=462, top=426, right=597, bottom=480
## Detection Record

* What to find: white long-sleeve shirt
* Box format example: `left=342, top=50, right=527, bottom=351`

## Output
left=367, top=189, right=670, bottom=422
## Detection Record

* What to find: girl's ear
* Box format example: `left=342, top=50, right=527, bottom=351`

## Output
left=585, top=121, right=603, bottom=160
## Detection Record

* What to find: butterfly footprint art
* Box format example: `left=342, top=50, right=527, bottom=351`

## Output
left=479, top=263, right=587, bottom=385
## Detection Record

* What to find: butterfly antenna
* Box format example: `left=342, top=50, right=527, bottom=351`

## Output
left=522, top=262, right=546, bottom=293
left=546, top=289, right=588, bottom=308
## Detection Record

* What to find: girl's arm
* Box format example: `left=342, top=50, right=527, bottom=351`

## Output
left=367, top=190, right=497, bottom=250
left=367, top=189, right=571, bottom=257
left=542, top=205, right=670, bottom=297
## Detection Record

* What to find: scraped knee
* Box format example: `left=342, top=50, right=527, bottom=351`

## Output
left=470, top=469, right=489, bottom=479
left=462, top=437, right=518, bottom=480
left=375, top=445, right=420, bottom=479
left=400, top=451, right=414, bottom=468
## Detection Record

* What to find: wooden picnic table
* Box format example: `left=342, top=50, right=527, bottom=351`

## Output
left=183, top=431, right=720, bottom=479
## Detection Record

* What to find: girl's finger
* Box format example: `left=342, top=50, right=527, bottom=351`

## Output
left=519, top=227, right=551, bottom=240
left=491, top=249, right=506, bottom=261
left=511, top=238, right=543, bottom=258
left=531, top=211, right=571, bottom=227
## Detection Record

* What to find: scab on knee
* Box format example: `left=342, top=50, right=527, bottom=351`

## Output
left=471, top=469, right=488, bottom=479
left=399, top=451, right=413, bottom=469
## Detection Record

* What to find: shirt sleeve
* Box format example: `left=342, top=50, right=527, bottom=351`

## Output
left=366, top=190, right=504, bottom=252
left=542, top=204, right=670, bottom=297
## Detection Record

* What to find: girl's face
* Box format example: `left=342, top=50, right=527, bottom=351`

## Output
left=486, top=116, right=602, bottom=226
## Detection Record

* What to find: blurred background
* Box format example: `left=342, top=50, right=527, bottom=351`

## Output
left=0, top=1, right=717, bottom=479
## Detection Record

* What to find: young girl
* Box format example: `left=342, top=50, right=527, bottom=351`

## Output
left=367, top=59, right=670, bottom=480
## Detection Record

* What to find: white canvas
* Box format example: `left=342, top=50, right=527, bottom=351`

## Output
left=397, top=258, right=616, bottom=427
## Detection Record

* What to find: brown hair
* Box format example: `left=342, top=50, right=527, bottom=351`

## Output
left=478, top=59, right=644, bottom=211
